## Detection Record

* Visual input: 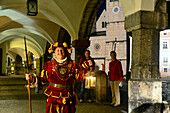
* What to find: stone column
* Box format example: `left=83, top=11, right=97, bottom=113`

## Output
left=23, top=61, right=27, bottom=74
left=0, top=48, right=2, bottom=75
left=72, top=40, right=90, bottom=65
left=0, top=43, right=8, bottom=76
left=14, top=55, right=24, bottom=75
left=125, top=11, right=168, bottom=113
left=35, top=58, right=41, bottom=75
left=28, top=52, right=34, bottom=74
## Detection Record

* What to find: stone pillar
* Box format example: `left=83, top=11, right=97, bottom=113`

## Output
left=14, top=55, right=24, bottom=75
left=23, top=61, right=27, bottom=74
left=95, top=71, right=108, bottom=102
left=0, top=48, right=3, bottom=75
left=125, top=11, right=168, bottom=113
left=72, top=40, right=90, bottom=65
left=35, top=58, right=41, bottom=75
left=28, top=52, right=35, bottom=74
left=0, top=43, right=8, bottom=76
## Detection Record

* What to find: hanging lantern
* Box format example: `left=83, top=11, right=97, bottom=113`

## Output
left=85, top=71, right=96, bottom=89
left=27, top=0, right=38, bottom=16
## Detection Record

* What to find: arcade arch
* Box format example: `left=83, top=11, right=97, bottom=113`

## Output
left=0, top=0, right=169, bottom=112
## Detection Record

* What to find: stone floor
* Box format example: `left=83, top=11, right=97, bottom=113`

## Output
left=1, top=76, right=170, bottom=113
left=0, top=77, right=127, bottom=113
left=0, top=76, right=128, bottom=113
left=0, top=86, right=128, bottom=113
left=0, top=100, right=128, bottom=113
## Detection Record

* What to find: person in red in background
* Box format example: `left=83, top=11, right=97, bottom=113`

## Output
left=26, top=42, right=87, bottom=113
left=108, top=51, right=123, bottom=107
left=79, top=50, right=95, bottom=103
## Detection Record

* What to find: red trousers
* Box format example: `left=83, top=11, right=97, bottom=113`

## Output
left=45, top=96, right=76, bottom=113
left=46, top=102, right=76, bottom=113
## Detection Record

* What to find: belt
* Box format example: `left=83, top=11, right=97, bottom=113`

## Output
left=49, top=82, right=72, bottom=89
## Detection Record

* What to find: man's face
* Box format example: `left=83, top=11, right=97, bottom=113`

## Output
left=110, top=53, right=116, bottom=61
left=54, top=47, right=65, bottom=60
left=85, top=51, right=90, bottom=59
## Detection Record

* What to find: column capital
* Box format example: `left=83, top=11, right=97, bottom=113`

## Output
left=125, top=11, right=168, bottom=32
left=72, top=40, right=90, bottom=48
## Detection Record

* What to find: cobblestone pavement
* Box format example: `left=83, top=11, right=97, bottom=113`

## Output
left=0, top=100, right=127, bottom=113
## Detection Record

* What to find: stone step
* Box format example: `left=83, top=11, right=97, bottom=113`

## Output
left=0, top=90, right=30, bottom=95
left=0, top=91, right=46, bottom=100
left=0, top=88, right=45, bottom=95
left=0, top=76, right=26, bottom=85
left=0, top=76, right=27, bottom=91
left=0, top=84, right=26, bottom=91
left=0, top=89, right=46, bottom=100
left=0, top=76, right=46, bottom=100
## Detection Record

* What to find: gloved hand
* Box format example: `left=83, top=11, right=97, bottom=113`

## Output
left=119, top=82, right=123, bottom=87
left=26, top=74, right=33, bottom=81
left=83, top=75, right=86, bottom=80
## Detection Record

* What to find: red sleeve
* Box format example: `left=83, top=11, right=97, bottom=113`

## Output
left=38, top=62, right=49, bottom=89
left=117, top=61, right=123, bottom=81
left=79, top=57, right=89, bottom=70
left=40, top=62, right=49, bottom=81
left=108, top=62, right=112, bottom=80
left=109, top=62, right=112, bottom=71
left=79, top=57, right=84, bottom=70
left=73, top=63, right=84, bottom=81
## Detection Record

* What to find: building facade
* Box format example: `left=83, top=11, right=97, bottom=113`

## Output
left=88, top=0, right=127, bottom=75
left=160, top=30, right=170, bottom=77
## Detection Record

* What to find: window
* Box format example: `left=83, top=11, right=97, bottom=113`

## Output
left=112, top=6, right=120, bottom=14
left=163, top=57, right=168, bottom=63
left=164, top=68, right=168, bottom=73
left=102, top=22, right=104, bottom=28
left=163, top=41, right=168, bottom=49
left=163, top=32, right=167, bottom=36
left=94, top=43, right=101, bottom=51
left=102, top=22, right=107, bottom=28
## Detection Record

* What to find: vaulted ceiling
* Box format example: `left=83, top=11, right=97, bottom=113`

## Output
left=0, top=0, right=105, bottom=59
left=0, top=0, right=167, bottom=60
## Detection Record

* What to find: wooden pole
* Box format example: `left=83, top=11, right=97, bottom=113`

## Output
left=24, top=37, right=32, bottom=113
left=27, top=80, right=32, bottom=113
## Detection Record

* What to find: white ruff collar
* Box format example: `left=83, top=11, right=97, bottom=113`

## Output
left=54, top=57, right=67, bottom=63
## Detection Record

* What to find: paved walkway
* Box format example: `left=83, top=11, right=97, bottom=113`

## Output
left=0, top=85, right=128, bottom=113
left=0, top=76, right=128, bottom=113
left=0, top=100, right=127, bottom=113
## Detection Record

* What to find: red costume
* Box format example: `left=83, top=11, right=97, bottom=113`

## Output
left=109, top=59, right=123, bottom=81
left=39, top=58, right=83, bottom=113
left=79, top=57, right=95, bottom=73
left=109, top=59, right=123, bottom=105
left=37, top=42, right=84, bottom=113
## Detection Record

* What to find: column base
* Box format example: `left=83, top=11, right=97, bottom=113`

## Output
left=128, top=80, right=162, bottom=113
